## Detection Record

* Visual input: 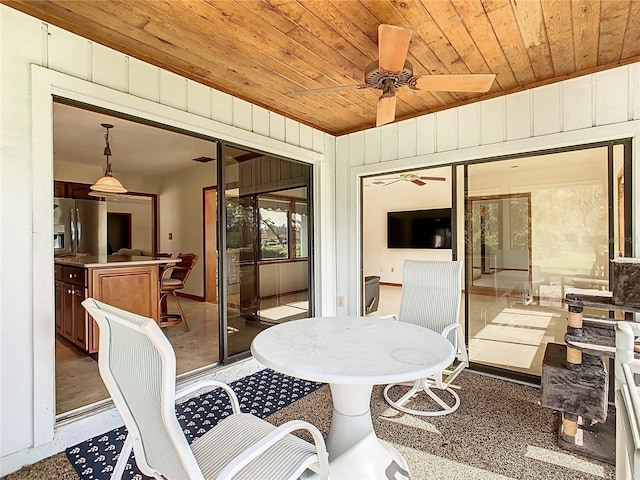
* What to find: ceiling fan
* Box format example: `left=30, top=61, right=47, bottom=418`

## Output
left=288, top=24, right=496, bottom=127
left=371, top=173, right=446, bottom=187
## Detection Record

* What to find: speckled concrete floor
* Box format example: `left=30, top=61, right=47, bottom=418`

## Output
left=5, top=371, right=614, bottom=480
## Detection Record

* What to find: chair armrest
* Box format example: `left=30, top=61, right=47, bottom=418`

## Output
left=175, top=380, right=241, bottom=414
left=216, top=419, right=329, bottom=480
left=378, top=314, right=398, bottom=321
left=160, top=265, right=188, bottom=282
left=441, top=322, right=462, bottom=339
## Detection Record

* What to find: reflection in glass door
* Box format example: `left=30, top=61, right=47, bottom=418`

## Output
left=221, top=146, right=313, bottom=360
left=466, top=146, right=619, bottom=379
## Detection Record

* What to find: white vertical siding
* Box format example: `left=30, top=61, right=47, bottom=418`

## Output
left=595, top=67, right=630, bottom=125
left=436, top=109, right=458, bottom=151
left=232, top=98, right=253, bottom=131
left=285, top=117, right=300, bottom=146
left=348, top=131, right=365, bottom=167
left=458, top=104, right=480, bottom=149
left=1, top=5, right=46, bottom=460
left=299, top=124, right=313, bottom=150
left=416, top=115, right=436, bottom=155
left=364, top=128, right=382, bottom=164
left=211, top=89, right=233, bottom=124
left=128, top=58, right=160, bottom=102
left=187, top=80, right=212, bottom=118
left=380, top=123, right=399, bottom=161
left=46, top=24, right=89, bottom=79
left=92, top=43, right=128, bottom=92
left=562, top=76, right=593, bottom=131
left=159, top=70, right=188, bottom=110
left=269, top=112, right=286, bottom=142
left=480, top=97, right=506, bottom=144
left=632, top=64, right=640, bottom=120
left=532, top=83, right=562, bottom=136
left=506, top=90, right=531, bottom=140
left=397, top=118, right=417, bottom=159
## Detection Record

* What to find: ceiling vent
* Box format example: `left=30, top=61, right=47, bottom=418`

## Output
left=192, top=156, right=215, bottom=163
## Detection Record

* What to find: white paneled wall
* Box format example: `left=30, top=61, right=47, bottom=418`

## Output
left=342, top=64, right=638, bottom=165
left=334, top=63, right=640, bottom=316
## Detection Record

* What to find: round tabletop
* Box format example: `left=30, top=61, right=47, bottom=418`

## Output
left=250, top=316, right=455, bottom=385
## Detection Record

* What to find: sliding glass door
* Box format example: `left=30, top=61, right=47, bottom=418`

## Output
left=465, top=143, right=629, bottom=379
left=221, top=145, right=313, bottom=360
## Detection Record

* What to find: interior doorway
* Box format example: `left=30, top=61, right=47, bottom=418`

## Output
left=204, top=186, right=218, bottom=303
left=107, top=212, right=131, bottom=254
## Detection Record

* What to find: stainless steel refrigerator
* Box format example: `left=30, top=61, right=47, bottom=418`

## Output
left=54, top=198, right=107, bottom=255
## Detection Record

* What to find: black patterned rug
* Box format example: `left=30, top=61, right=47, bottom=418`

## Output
left=66, top=369, right=323, bottom=480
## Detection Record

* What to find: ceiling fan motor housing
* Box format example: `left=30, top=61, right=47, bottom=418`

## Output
left=364, top=60, right=414, bottom=92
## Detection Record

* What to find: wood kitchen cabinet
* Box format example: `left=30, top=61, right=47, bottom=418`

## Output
left=53, top=180, right=96, bottom=201
left=55, top=265, right=91, bottom=351
left=54, top=258, right=162, bottom=354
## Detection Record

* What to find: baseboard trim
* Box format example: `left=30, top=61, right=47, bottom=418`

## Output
left=176, top=292, right=205, bottom=302
left=380, top=282, right=402, bottom=287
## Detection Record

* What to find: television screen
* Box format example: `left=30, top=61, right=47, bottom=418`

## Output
left=387, top=208, right=452, bottom=249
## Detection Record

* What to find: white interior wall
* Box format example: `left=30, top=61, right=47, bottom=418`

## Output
left=259, top=261, right=309, bottom=297
left=0, top=5, right=334, bottom=474
left=363, top=169, right=453, bottom=284
left=157, top=162, right=217, bottom=297
left=107, top=198, right=154, bottom=254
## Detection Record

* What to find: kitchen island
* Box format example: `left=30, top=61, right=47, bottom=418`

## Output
left=55, top=255, right=178, bottom=354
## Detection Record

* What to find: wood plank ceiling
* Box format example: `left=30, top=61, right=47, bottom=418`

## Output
left=4, top=0, right=640, bottom=136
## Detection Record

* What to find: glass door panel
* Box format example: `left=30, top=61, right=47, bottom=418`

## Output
left=466, top=147, right=609, bottom=377
left=222, top=146, right=312, bottom=359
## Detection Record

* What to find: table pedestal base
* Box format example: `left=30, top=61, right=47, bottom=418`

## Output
left=324, top=383, right=410, bottom=479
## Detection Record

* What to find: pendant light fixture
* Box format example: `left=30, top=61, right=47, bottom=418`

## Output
left=90, top=123, right=127, bottom=194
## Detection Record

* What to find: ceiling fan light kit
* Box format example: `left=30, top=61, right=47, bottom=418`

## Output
left=90, top=123, right=127, bottom=195
left=289, top=24, right=496, bottom=128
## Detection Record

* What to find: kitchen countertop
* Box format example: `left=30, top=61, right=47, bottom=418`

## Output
left=54, top=255, right=178, bottom=268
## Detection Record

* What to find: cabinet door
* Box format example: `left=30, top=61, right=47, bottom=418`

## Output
left=54, top=181, right=67, bottom=198
left=67, top=182, right=94, bottom=201
left=62, top=286, right=74, bottom=338
left=72, top=286, right=87, bottom=349
left=55, top=281, right=64, bottom=334
left=91, top=265, right=159, bottom=321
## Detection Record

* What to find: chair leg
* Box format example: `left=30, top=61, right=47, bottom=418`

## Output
left=111, top=433, right=133, bottom=480
left=172, top=291, right=190, bottom=332
left=383, top=379, right=461, bottom=417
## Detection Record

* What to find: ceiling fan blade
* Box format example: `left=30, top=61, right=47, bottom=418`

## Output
left=287, top=84, right=367, bottom=97
left=419, top=176, right=446, bottom=181
left=411, top=179, right=426, bottom=186
left=383, top=179, right=403, bottom=186
left=412, top=74, right=496, bottom=92
left=376, top=95, right=396, bottom=126
left=378, top=24, right=412, bottom=72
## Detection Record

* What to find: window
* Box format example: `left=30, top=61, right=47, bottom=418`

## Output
left=258, top=195, right=308, bottom=260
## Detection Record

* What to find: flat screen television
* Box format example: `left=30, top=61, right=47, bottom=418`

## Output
left=387, top=208, right=452, bottom=249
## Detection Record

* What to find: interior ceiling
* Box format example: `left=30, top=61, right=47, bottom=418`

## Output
left=6, top=1, right=640, bottom=136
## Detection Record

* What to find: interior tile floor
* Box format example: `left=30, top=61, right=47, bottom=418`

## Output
left=56, top=294, right=311, bottom=415
left=369, top=283, right=568, bottom=377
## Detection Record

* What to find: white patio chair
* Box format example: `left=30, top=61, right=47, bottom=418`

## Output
left=383, top=259, right=469, bottom=416
left=82, top=298, right=329, bottom=480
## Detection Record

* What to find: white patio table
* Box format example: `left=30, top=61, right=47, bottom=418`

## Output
left=250, top=316, right=455, bottom=480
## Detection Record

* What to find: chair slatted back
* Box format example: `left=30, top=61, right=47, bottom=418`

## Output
left=83, top=298, right=199, bottom=479
left=397, top=260, right=463, bottom=346
left=171, top=253, right=198, bottom=284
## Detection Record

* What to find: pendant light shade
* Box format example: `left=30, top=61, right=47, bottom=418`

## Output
left=90, top=123, right=127, bottom=194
